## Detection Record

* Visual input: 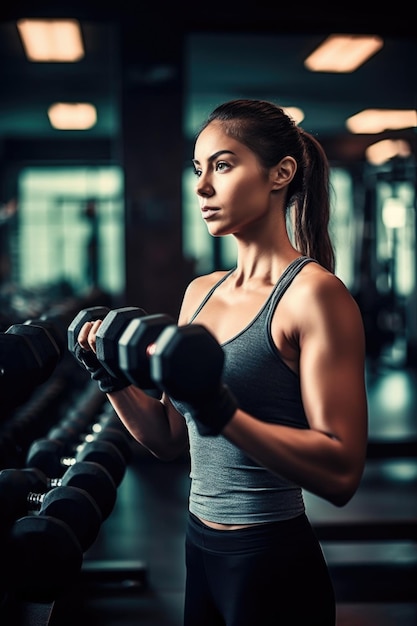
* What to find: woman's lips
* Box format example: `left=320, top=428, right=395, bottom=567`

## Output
left=201, top=206, right=220, bottom=220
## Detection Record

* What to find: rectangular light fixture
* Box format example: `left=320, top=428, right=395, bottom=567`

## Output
left=48, top=103, right=97, bottom=130
left=366, top=139, right=412, bottom=166
left=347, top=109, right=417, bottom=133
left=17, top=18, right=85, bottom=62
left=304, top=34, right=383, bottom=73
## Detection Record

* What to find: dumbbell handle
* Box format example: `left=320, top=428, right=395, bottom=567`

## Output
left=26, top=490, right=49, bottom=508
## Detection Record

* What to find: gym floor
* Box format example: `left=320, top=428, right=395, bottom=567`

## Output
left=39, top=362, right=417, bottom=625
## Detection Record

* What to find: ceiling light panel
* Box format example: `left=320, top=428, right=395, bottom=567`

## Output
left=48, top=103, right=97, bottom=130
left=17, top=19, right=85, bottom=62
left=347, top=109, right=417, bottom=134
left=304, top=34, right=384, bottom=73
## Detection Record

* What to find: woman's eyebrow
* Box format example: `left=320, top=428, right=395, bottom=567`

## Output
left=192, top=150, right=236, bottom=167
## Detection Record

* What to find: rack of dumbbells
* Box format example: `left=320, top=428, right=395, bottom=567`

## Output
left=0, top=288, right=144, bottom=625
left=0, top=288, right=115, bottom=467
left=1, top=294, right=211, bottom=626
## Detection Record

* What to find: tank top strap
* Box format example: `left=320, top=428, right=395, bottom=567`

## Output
left=189, top=267, right=235, bottom=323
left=266, top=256, right=316, bottom=318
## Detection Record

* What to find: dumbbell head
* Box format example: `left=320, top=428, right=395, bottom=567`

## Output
left=0, top=330, right=49, bottom=409
left=149, top=323, right=225, bottom=401
left=95, top=306, right=147, bottom=380
left=38, top=485, right=102, bottom=552
left=26, top=438, right=68, bottom=478
left=84, top=426, right=133, bottom=465
left=67, top=305, right=110, bottom=353
left=118, top=313, right=175, bottom=388
left=5, top=515, right=83, bottom=601
left=61, top=460, right=117, bottom=520
left=75, top=439, right=126, bottom=487
left=27, top=317, right=67, bottom=356
left=47, top=424, right=83, bottom=447
left=0, top=332, right=38, bottom=407
left=4, top=322, right=61, bottom=384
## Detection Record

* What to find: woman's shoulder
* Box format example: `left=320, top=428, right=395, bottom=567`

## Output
left=289, top=261, right=363, bottom=330
left=297, top=261, right=355, bottom=301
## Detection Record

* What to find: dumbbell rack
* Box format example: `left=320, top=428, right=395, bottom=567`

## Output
left=0, top=379, right=149, bottom=626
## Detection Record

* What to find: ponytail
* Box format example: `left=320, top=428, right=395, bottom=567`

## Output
left=290, top=130, right=335, bottom=273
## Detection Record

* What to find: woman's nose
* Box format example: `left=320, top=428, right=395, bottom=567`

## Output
left=195, top=176, right=213, bottom=197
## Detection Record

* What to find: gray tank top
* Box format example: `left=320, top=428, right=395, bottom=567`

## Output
left=177, top=256, right=315, bottom=524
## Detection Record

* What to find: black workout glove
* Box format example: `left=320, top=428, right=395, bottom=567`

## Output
left=72, top=343, right=129, bottom=394
left=180, top=384, right=238, bottom=437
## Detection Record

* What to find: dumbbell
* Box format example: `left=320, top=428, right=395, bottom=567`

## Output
left=4, top=461, right=117, bottom=525
left=0, top=319, right=64, bottom=409
left=68, top=307, right=224, bottom=403
left=0, top=462, right=116, bottom=535
left=0, top=468, right=102, bottom=552
left=68, top=306, right=174, bottom=391
left=119, top=318, right=225, bottom=401
left=26, top=437, right=127, bottom=486
left=46, top=421, right=133, bottom=466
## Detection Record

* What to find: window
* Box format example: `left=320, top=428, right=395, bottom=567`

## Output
left=15, top=166, right=125, bottom=296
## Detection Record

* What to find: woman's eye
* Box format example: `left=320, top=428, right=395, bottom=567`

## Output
left=216, top=161, right=229, bottom=172
left=193, top=168, right=202, bottom=178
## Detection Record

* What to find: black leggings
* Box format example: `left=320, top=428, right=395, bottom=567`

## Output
left=184, top=512, right=335, bottom=626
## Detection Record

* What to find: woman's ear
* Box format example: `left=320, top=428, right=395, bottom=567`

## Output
left=270, top=156, right=297, bottom=190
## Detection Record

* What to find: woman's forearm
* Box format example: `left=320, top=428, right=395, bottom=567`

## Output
left=223, top=409, right=367, bottom=507
left=106, top=385, right=188, bottom=461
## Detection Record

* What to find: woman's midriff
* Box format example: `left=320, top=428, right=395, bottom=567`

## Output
left=197, top=516, right=264, bottom=530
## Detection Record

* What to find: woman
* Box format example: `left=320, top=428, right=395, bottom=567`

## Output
left=76, top=99, right=368, bottom=625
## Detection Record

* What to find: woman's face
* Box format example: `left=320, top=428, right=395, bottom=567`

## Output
left=192, top=121, right=275, bottom=237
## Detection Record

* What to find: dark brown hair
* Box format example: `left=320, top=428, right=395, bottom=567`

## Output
left=198, top=99, right=335, bottom=273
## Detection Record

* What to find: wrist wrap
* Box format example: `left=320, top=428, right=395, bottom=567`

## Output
left=184, top=384, right=238, bottom=436
left=73, top=344, right=129, bottom=394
